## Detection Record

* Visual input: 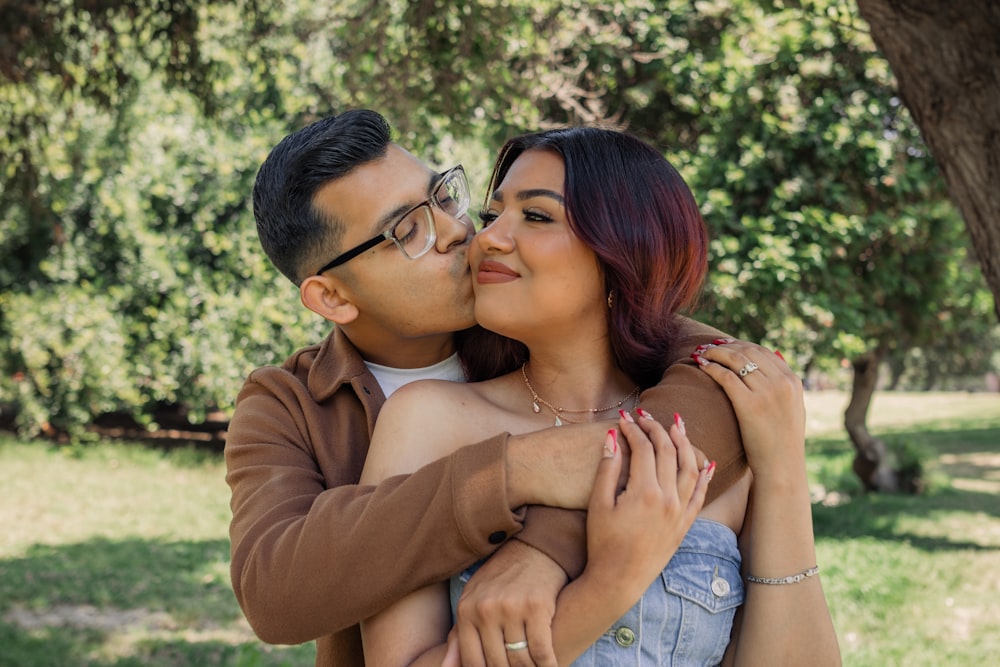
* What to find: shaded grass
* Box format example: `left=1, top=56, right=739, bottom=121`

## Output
left=1, top=390, right=998, bottom=665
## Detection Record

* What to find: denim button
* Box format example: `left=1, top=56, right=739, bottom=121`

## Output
left=614, top=626, right=636, bottom=647
left=711, top=570, right=731, bottom=597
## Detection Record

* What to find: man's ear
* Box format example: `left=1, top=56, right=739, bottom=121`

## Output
left=300, top=274, right=359, bottom=325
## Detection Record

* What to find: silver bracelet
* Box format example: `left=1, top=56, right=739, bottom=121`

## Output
left=746, top=565, right=819, bottom=585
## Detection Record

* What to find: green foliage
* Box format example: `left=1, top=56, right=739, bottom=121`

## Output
left=1, top=2, right=328, bottom=435
left=0, top=0, right=995, bottom=435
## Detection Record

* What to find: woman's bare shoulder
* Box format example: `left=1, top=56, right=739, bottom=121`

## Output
left=362, top=380, right=503, bottom=483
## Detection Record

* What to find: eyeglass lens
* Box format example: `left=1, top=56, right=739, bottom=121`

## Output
left=392, top=206, right=435, bottom=259
left=435, top=168, right=470, bottom=217
left=391, top=168, right=470, bottom=259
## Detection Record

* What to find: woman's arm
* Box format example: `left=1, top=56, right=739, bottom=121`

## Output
left=358, top=382, right=496, bottom=666
left=694, top=342, right=841, bottom=666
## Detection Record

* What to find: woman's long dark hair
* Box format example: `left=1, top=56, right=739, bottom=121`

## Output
left=459, top=127, right=708, bottom=388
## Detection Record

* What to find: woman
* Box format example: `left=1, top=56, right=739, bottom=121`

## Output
left=360, top=127, right=839, bottom=665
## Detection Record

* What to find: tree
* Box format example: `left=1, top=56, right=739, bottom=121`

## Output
left=856, top=0, right=1000, bottom=321
left=0, top=0, right=330, bottom=436
left=1, top=0, right=993, bottom=455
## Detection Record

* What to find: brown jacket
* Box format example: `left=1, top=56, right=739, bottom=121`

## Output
left=225, top=316, right=745, bottom=666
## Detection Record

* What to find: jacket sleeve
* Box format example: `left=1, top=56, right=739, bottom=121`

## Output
left=510, top=317, right=747, bottom=578
left=514, top=507, right=588, bottom=579
left=225, top=371, right=525, bottom=645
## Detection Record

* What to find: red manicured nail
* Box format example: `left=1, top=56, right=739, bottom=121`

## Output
left=606, top=429, right=618, bottom=455
left=673, top=412, right=686, bottom=435
left=619, top=409, right=634, bottom=423
left=775, top=350, right=786, bottom=361
left=691, top=354, right=708, bottom=366
left=706, top=460, right=717, bottom=480
left=637, top=407, right=653, bottom=420
left=713, top=338, right=734, bottom=345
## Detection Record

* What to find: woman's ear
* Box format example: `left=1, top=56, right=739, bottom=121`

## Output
left=300, top=274, right=359, bottom=325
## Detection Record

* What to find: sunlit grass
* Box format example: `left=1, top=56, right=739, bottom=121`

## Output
left=1, top=390, right=998, bottom=665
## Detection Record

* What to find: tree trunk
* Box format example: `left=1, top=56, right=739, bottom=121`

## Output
left=855, top=0, right=1000, bottom=321
left=845, top=346, right=898, bottom=492
left=886, top=352, right=905, bottom=390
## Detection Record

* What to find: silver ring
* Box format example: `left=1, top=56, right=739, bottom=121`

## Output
left=504, top=640, right=529, bottom=651
left=738, top=361, right=759, bottom=377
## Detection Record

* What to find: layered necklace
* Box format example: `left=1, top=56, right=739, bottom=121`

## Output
left=520, top=362, right=640, bottom=427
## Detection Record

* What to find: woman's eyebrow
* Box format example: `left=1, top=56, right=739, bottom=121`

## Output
left=490, top=188, right=564, bottom=204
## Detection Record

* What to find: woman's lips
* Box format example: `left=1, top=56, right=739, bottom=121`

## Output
left=476, top=260, right=520, bottom=284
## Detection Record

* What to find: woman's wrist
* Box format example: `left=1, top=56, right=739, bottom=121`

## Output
left=746, top=452, right=808, bottom=490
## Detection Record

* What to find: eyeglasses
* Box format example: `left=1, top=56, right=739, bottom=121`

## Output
left=315, top=165, right=471, bottom=274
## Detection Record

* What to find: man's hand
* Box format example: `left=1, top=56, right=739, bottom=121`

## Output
left=505, top=422, right=608, bottom=510
left=453, top=540, right=566, bottom=667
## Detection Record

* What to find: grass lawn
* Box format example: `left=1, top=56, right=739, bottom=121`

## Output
left=1, top=390, right=998, bottom=666
left=0, top=441, right=313, bottom=666
left=803, top=391, right=1000, bottom=666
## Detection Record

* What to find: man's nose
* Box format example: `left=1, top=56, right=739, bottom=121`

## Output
left=435, top=207, right=473, bottom=250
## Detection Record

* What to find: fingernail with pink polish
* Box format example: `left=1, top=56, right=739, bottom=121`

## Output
left=775, top=350, right=786, bottom=362
left=619, top=409, right=634, bottom=423
left=706, top=460, right=717, bottom=480
left=673, top=412, right=686, bottom=435
left=604, top=429, right=618, bottom=456
left=637, top=407, right=653, bottom=420
left=691, top=354, right=708, bottom=366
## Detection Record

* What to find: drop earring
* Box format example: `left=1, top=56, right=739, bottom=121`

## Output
left=607, top=289, right=614, bottom=309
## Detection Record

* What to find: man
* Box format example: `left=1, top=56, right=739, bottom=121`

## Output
left=226, top=110, right=745, bottom=666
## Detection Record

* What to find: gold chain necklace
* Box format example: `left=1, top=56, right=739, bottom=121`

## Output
left=520, top=363, right=640, bottom=427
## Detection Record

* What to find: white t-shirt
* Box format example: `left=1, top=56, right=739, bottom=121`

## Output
left=364, top=353, right=466, bottom=398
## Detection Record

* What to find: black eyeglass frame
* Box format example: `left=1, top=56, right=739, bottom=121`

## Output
left=314, top=165, right=469, bottom=274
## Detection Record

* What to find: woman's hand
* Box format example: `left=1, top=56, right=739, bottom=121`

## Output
left=692, top=340, right=806, bottom=483
left=536, top=413, right=714, bottom=666
left=584, top=410, right=712, bottom=603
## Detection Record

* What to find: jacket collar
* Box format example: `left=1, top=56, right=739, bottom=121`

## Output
left=306, top=326, right=382, bottom=404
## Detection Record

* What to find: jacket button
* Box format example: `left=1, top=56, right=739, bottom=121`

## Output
left=487, top=531, right=507, bottom=545
left=614, top=626, right=636, bottom=647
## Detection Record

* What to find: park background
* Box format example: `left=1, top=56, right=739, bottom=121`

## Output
left=1, top=0, right=998, bottom=665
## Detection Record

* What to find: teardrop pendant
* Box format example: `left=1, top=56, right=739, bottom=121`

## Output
left=532, top=401, right=541, bottom=414
left=554, top=415, right=563, bottom=427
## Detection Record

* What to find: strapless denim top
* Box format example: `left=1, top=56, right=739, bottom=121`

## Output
left=450, top=518, right=744, bottom=666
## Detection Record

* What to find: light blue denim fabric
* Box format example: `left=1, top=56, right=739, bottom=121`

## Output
left=450, top=518, right=743, bottom=666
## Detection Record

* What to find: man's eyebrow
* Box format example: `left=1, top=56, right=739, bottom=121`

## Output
left=372, top=171, right=439, bottom=232
left=491, top=188, right=565, bottom=204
